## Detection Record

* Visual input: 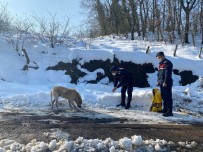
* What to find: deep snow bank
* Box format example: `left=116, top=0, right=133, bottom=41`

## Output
left=0, top=36, right=202, bottom=86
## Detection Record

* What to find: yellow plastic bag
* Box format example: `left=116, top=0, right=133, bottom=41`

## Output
left=150, top=88, right=162, bottom=112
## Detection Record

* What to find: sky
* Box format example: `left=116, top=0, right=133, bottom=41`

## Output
left=0, top=0, right=85, bottom=27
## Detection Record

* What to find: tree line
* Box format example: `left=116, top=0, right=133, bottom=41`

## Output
left=80, top=0, right=203, bottom=45
left=1, top=1, right=203, bottom=50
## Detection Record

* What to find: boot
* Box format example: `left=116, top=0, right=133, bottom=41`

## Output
left=125, top=101, right=131, bottom=109
left=157, top=109, right=167, bottom=113
left=162, top=110, right=173, bottom=117
left=117, top=102, right=126, bottom=107
left=117, top=94, right=126, bottom=107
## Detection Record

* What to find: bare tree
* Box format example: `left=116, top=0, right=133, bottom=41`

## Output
left=80, top=0, right=202, bottom=46
left=175, top=0, right=182, bottom=35
left=80, top=0, right=108, bottom=36
left=21, top=45, right=39, bottom=70
left=120, top=0, right=131, bottom=34
left=152, top=0, right=156, bottom=34
left=96, top=0, right=109, bottom=35
left=33, top=13, right=71, bottom=48
left=181, top=0, right=197, bottom=44
left=166, top=0, right=175, bottom=43
left=146, top=0, right=163, bottom=41
left=75, top=25, right=95, bottom=49
left=110, top=0, right=121, bottom=35
left=201, top=0, right=203, bottom=44
left=141, top=0, right=150, bottom=40
left=155, top=6, right=163, bottom=41
left=3, top=16, right=39, bottom=70
left=191, top=7, right=200, bottom=47
left=0, top=2, right=12, bottom=34
left=5, top=17, right=34, bottom=53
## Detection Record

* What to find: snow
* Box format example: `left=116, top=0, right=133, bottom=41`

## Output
left=0, top=129, right=198, bottom=151
left=132, top=135, right=143, bottom=146
left=178, top=141, right=198, bottom=149
left=0, top=35, right=203, bottom=150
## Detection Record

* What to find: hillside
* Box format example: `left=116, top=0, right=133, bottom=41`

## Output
left=0, top=35, right=203, bottom=151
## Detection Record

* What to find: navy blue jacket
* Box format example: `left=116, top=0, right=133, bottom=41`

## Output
left=157, top=58, right=173, bottom=86
left=114, top=68, right=133, bottom=88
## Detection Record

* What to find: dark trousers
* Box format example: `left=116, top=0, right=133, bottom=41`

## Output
left=160, top=85, right=173, bottom=112
left=121, top=85, right=133, bottom=103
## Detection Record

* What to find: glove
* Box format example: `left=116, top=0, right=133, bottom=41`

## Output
left=112, top=87, right=117, bottom=92
left=163, top=83, right=167, bottom=87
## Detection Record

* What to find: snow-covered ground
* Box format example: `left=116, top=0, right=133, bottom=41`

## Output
left=0, top=35, right=203, bottom=151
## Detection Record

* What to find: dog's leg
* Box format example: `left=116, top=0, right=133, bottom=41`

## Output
left=68, top=100, right=76, bottom=112
left=72, top=100, right=82, bottom=112
left=56, top=98, right=59, bottom=111
left=51, top=90, right=55, bottom=110
left=51, top=99, right=55, bottom=110
left=70, top=100, right=76, bottom=112
left=68, top=100, right=73, bottom=109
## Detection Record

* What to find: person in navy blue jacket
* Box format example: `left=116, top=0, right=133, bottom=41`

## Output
left=110, top=66, right=134, bottom=109
left=156, top=52, right=173, bottom=117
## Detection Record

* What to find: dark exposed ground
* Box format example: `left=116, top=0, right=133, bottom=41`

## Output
left=0, top=112, right=203, bottom=152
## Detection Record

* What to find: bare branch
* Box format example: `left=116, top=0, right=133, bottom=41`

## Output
left=33, top=13, right=71, bottom=48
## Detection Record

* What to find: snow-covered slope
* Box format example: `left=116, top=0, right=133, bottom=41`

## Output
left=0, top=35, right=203, bottom=151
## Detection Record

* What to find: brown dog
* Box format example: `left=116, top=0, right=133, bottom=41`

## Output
left=51, top=86, right=82, bottom=111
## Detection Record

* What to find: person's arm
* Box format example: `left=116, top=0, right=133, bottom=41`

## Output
left=114, top=76, right=118, bottom=87
left=157, top=66, right=160, bottom=86
left=116, top=71, right=127, bottom=88
left=164, top=61, right=172, bottom=85
left=112, top=76, right=118, bottom=92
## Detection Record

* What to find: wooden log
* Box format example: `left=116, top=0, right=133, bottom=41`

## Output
left=173, top=45, right=178, bottom=57
left=146, top=46, right=150, bottom=54
left=198, top=47, right=202, bottom=59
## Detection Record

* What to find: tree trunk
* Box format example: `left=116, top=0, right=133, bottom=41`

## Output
left=199, top=47, right=203, bottom=58
left=152, top=0, right=156, bottom=34
left=185, top=12, right=190, bottom=44
left=135, top=10, right=141, bottom=37
left=202, top=28, right=203, bottom=44
left=129, top=0, right=136, bottom=40
left=201, top=1, right=203, bottom=44
left=96, top=0, right=108, bottom=36
left=162, top=1, right=165, bottom=30
left=192, top=32, right=195, bottom=47
left=172, top=1, right=176, bottom=39
left=139, top=0, right=145, bottom=39
left=181, top=0, right=197, bottom=44
left=131, top=26, right=135, bottom=40
left=177, top=1, right=182, bottom=35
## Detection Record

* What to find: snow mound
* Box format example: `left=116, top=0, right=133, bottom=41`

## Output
left=0, top=130, right=198, bottom=151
